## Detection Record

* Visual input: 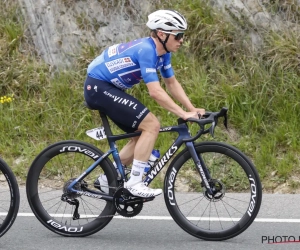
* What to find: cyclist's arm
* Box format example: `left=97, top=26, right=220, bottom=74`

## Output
left=146, top=81, right=186, bottom=118
left=163, top=76, right=196, bottom=112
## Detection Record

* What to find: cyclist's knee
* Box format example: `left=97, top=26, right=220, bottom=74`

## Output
left=138, top=113, right=160, bottom=134
left=129, top=136, right=140, bottom=144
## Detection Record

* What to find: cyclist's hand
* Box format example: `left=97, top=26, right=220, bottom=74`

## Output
left=189, top=108, right=206, bottom=118
left=182, top=111, right=201, bottom=120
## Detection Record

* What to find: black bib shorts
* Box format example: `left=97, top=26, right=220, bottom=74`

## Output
left=84, top=76, right=150, bottom=133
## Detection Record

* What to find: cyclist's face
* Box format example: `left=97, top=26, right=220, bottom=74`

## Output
left=164, top=30, right=184, bottom=52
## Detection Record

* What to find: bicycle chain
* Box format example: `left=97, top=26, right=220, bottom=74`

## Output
left=69, top=182, right=146, bottom=219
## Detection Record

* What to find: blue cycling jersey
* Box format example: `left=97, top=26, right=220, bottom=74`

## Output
left=87, top=37, right=174, bottom=90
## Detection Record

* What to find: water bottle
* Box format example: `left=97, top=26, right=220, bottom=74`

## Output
left=144, top=149, right=160, bottom=174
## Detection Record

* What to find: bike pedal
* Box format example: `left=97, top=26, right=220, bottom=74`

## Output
left=123, top=188, right=155, bottom=202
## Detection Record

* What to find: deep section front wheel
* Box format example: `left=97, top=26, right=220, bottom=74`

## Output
left=0, top=158, right=20, bottom=237
left=164, top=141, right=262, bottom=241
left=26, top=140, right=118, bottom=237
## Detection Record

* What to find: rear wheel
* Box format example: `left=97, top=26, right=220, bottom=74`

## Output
left=26, top=140, right=118, bottom=237
left=164, top=141, right=262, bottom=241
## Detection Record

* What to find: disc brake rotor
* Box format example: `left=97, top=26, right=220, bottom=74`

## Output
left=62, top=178, right=82, bottom=199
left=204, top=179, right=225, bottom=201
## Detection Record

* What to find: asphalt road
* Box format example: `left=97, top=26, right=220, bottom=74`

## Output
left=2, top=188, right=300, bottom=250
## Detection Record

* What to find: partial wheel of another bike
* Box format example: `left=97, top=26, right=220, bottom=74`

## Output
left=0, top=158, right=20, bottom=237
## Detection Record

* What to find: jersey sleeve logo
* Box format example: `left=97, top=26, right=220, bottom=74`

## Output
left=105, top=57, right=136, bottom=73
left=146, top=68, right=156, bottom=73
left=107, top=44, right=119, bottom=57
left=164, top=64, right=172, bottom=70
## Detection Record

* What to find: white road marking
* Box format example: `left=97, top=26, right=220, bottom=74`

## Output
left=1, top=213, right=300, bottom=223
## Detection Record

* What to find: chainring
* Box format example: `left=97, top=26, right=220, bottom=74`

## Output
left=113, top=187, right=143, bottom=218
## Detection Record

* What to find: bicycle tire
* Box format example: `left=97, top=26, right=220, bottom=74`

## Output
left=26, top=140, right=118, bottom=237
left=164, top=141, right=262, bottom=241
left=0, top=158, right=20, bottom=237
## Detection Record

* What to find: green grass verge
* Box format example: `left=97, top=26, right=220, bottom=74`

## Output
left=1, top=0, right=299, bottom=191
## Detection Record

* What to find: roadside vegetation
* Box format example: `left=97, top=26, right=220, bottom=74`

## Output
left=0, top=0, right=299, bottom=191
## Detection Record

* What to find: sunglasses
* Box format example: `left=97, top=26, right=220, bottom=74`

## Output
left=160, top=31, right=185, bottom=41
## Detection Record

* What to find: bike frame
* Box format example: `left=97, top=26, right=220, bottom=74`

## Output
left=67, top=113, right=214, bottom=201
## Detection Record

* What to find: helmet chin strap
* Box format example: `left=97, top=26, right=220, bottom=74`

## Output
left=155, top=30, right=170, bottom=53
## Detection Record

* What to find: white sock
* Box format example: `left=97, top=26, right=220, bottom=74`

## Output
left=126, top=159, right=147, bottom=186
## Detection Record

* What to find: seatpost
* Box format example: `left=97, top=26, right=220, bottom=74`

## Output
left=98, top=111, right=113, bottom=137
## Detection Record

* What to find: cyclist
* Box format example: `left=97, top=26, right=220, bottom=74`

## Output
left=84, top=9, right=205, bottom=198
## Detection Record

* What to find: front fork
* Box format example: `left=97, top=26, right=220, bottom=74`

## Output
left=185, top=142, right=213, bottom=195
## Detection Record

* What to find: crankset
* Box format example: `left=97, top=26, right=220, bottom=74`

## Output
left=203, top=179, right=225, bottom=201
left=113, top=187, right=155, bottom=218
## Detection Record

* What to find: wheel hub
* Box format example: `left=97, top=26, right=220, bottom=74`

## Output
left=62, top=178, right=82, bottom=199
left=204, top=179, right=225, bottom=201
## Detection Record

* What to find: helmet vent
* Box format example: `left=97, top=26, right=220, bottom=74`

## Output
left=165, top=22, right=175, bottom=27
left=173, top=17, right=183, bottom=25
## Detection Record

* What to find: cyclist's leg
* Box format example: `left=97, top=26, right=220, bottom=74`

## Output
left=84, top=76, right=160, bottom=153
left=85, top=77, right=161, bottom=196
left=111, top=112, right=162, bottom=197
left=111, top=114, right=160, bottom=174
left=134, top=112, right=160, bottom=161
left=125, top=112, right=162, bottom=197
left=112, top=114, right=162, bottom=197
left=85, top=77, right=146, bottom=191
left=118, top=136, right=139, bottom=166
left=117, top=113, right=160, bottom=165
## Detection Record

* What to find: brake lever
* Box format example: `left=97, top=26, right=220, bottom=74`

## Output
left=215, top=107, right=228, bottom=130
left=209, top=121, right=216, bottom=137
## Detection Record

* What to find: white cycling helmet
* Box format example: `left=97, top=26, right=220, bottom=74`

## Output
left=146, top=10, right=187, bottom=31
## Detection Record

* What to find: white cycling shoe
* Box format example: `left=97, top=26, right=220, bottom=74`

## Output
left=125, top=182, right=162, bottom=198
left=95, top=175, right=162, bottom=198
